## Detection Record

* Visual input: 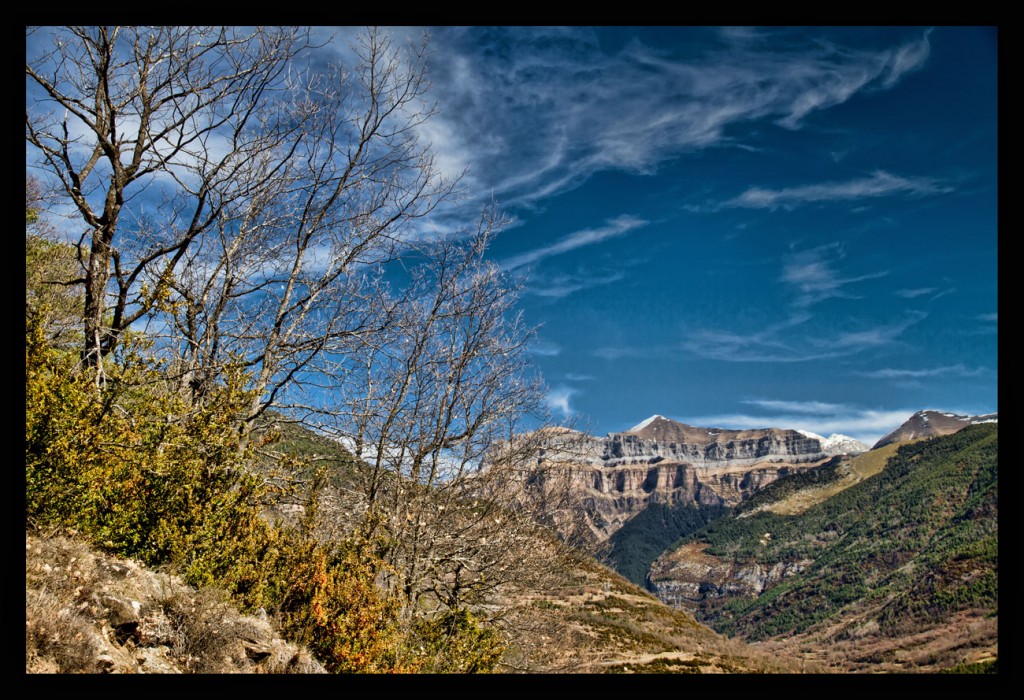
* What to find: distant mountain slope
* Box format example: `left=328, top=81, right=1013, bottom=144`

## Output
left=600, top=502, right=729, bottom=587
left=498, top=542, right=805, bottom=673
left=873, top=410, right=998, bottom=449
left=648, top=424, right=998, bottom=673
left=513, top=415, right=854, bottom=547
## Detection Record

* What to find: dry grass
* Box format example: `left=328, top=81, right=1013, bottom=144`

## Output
left=25, top=531, right=324, bottom=674
left=497, top=547, right=805, bottom=674
left=752, top=443, right=905, bottom=517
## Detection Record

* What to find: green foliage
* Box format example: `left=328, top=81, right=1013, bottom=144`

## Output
left=269, top=526, right=412, bottom=673
left=26, top=309, right=278, bottom=600
left=940, top=658, right=998, bottom=674
left=676, top=426, right=998, bottom=642
left=733, top=457, right=844, bottom=514
left=25, top=303, right=511, bottom=673
left=603, top=502, right=729, bottom=585
left=251, top=412, right=364, bottom=493
left=26, top=178, right=84, bottom=350
left=407, top=608, right=505, bottom=673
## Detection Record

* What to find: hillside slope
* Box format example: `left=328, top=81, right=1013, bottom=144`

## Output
left=26, top=533, right=326, bottom=674
left=648, top=424, right=998, bottom=672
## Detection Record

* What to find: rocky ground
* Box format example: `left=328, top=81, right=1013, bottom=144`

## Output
left=25, top=532, right=325, bottom=674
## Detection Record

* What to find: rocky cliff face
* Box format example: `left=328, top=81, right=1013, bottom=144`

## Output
left=528, top=416, right=839, bottom=544
left=648, top=542, right=812, bottom=614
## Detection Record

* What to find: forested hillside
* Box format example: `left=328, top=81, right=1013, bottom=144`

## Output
left=649, top=425, right=998, bottom=672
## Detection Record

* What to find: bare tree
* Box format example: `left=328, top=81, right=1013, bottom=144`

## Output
left=27, top=26, right=580, bottom=631
left=27, top=27, right=459, bottom=422
left=25, top=26, right=315, bottom=379
left=295, top=221, right=594, bottom=610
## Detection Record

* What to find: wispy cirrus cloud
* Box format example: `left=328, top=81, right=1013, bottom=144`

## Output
left=688, top=400, right=921, bottom=446
left=971, top=312, right=998, bottom=335
left=741, top=399, right=849, bottom=414
left=781, top=243, right=889, bottom=307
left=895, top=287, right=936, bottom=298
left=526, top=270, right=627, bottom=299
left=857, top=363, right=985, bottom=379
left=682, top=311, right=927, bottom=363
left=821, top=311, right=928, bottom=351
left=500, top=215, right=648, bottom=270
left=680, top=313, right=810, bottom=363
left=425, top=27, right=933, bottom=215
left=528, top=339, right=561, bottom=357
left=593, top=345, right=654, bottom=361
left=717, top=170, right=951, bottom=211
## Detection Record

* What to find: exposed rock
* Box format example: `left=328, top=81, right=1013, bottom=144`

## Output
left=25, top=532, right=327, bottom=674
left=873, top=410, right=997, bottom=449
left=517, top=416, right=835, bottom=544
left=648, top=542, right=812, bottom=614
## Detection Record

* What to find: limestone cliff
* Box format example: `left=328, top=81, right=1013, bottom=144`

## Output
left=647, top=542, right=812, bottom=614
left=524, top=416, right=838, bottom=544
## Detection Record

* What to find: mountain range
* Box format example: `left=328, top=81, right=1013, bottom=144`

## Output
left=28, top=406, right=997, bottom=673
left=520, top=414, right=872, bottom=547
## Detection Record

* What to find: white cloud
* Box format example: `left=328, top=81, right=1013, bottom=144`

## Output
left=894, top=287, right=937, bottom=298
left=682, top=311, right=926, bottom=363
left=528, top=339, right=561, bottom=357
left=545, top=385, right=579, bottom=418
left=976, top=312, right=998, bottom=323
left=858, top=364, right=985, bottom=379
left=500, top=215, right=649, bottom=271
left=593, top=345, right=655, bottom=361
left=781, top=243, right=889, bottom=307
left=719, top=171, right=950, bottom=211
left=424, top=28, right=934, bottom=215
left=526, top=270, right=627, bottom=299
left=687, top=403, right=921, bottom=447
left=742, top=399, right=849, bottom=414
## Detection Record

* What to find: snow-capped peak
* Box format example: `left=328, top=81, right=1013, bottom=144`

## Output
left=795, top=430, right=867, bottom=454
left=820, top=433, right=869, bottom=455
left=630, top=414, right=667, bottom=432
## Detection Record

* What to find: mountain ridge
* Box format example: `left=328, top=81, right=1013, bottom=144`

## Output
left=873, top=410, right=998, bottom=449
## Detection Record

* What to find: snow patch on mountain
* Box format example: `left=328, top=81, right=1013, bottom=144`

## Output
left=820, top=433, right=869, bottom=455
left=795, top=429, right=865, bottom=454
left=630, top=415, right=667, bottom=432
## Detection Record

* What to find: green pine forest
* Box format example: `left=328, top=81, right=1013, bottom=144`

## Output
left=659, top=424, right=998, bottom=645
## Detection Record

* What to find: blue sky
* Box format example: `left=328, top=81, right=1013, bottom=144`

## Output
left=26, top=26, right=998, bottom=447
left=413, top=26, right=998, bottom=445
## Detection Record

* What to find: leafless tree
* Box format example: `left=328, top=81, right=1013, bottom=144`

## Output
left=25, top=26, right=315, bottom=380
left=27, top=25, right=583, bottom=626
left=296, top=223, right=594, bottom=609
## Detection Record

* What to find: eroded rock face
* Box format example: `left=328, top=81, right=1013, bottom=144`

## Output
left=530, top=417, right=832, bottom=544
left=598, top=430, right=825, bottom=469
left=647, top=542, right=812, bottom=615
